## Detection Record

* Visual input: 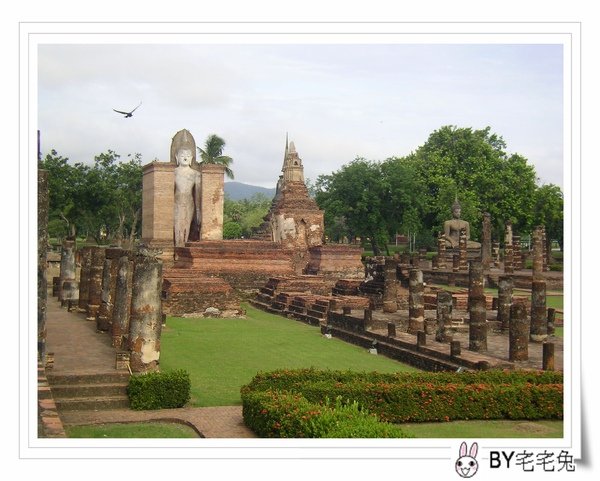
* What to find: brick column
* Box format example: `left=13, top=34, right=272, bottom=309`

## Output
left=128, top=248, right=163, bottom=373
left=532, top=226, right=544, bottom=280
left=111, top=252, right=134, bottom=349
left=547, top=307, right=556, bottom=336
left=59, top=239, right=77, bottom=304
left=437, top=234, right=447, bottom=269
left=543, top=342, right=555, bottom=371
left=452, top=254, right=460, bottom=273
left=504, top=221, right=513, bottom=274
left=86, top=247, right=106, bottom=322
left=77, top=247, right=92, bottom=312
left=408, top=268, right=424, bottom=334
left=468, top=261, right=487, bottom=352
left=141, top=161, right=175, bottom=243
left=481, top=212, right=492, bottom=269
left=542, top=225, right=550, bottom=271
left=497, top=275, right=513, bottom=331
left=459, top=228, right=468, bottom=271
left=382, top=258, right=398, bottom=313
left=435, top=290, right=453, bottom=343
left=38, top=169, right=49, bottom=361
left=530, top=279, right=548, bottom=342
left=97, top=247, right=124, bottom=332
left=509, top=301, right=529, bottom=361
left=513, top=235, right=522, bottom=271
left=492, top=241, right=500, bottom=268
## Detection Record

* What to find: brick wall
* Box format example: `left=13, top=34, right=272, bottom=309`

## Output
left=200, top=164, right=225, bottom=240
left=142, top=162, right=175, bottom=242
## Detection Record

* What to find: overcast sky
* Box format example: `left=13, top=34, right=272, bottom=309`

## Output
left=38, top=43, right=563, bottom=188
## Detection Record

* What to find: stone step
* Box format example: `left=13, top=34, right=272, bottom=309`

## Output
left=49, top=382, right=128, bottom=399
left=47, top=372, right=130, bottom=386
left=270, top=301, right=287, bottom=311
left=288, top=305, right=306, bottom=314
left=304, top=316, right=324, bottom=326
left=259, top=287, right=275, bottom=296
left=306, top=309, right=326, bottom=319
left=310, top=303, right=328, bottom=314
left=54, top=395, right=130, bottom=412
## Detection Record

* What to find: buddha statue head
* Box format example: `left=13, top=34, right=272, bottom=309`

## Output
left=170, top=129, right=196, bottom=165
left=175, top=148, right=193, bottom=167
left=452, top=197, right=462, bottom=219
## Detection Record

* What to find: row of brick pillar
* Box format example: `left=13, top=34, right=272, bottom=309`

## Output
left=55, top=244, right=164, bottom=373
left=467, top=260, right=553, bottom=358
left=380, top=257, right=556, bottom=369
left=433, top=218, right=549, bottom=274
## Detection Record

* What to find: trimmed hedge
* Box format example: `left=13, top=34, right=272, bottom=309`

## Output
left=241, top=369, right=563, bottom=436
left=242, top=390, right=412, bottom=438
left=244, top=368, right=563, bottom=392
left=127, top=369, right=191, bottom=410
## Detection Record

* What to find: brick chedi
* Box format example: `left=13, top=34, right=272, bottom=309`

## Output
left=261, top=138, right=324, bottom=251
left=147, top=131, right=365, bottom=316
left=254, top=136, right=363, bottom=279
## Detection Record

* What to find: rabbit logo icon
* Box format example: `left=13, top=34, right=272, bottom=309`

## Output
left=455, top=442, right=479, bottom=478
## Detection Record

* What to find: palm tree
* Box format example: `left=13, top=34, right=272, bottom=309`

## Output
left=197, top=134, right=234, bottom=179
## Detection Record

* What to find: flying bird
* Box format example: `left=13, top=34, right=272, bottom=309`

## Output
left=113, top=101, right=142, bottom=118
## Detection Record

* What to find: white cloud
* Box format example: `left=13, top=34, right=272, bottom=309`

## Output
left=38, top=42, right=564, bottom=188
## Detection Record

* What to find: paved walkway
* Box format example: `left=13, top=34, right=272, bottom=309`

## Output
left=44, top=298, right=256, bottom=438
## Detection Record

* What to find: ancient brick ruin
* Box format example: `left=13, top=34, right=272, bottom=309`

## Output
left=44, top=131, right=563, bottom=376
left=141, top=131, right=363, bottom=316
left=250, top=240, right=563, bottom=372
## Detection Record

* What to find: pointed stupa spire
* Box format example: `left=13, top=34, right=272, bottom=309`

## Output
left=283, top=132, right=289, bottom=170
left=280, top=134, right=305, bottom=184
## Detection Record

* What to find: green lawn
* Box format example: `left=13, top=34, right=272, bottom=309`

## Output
left=66, top=422, right=199, bottom=438
left=399, top=419, right=562, bottom=438
left=155, top=304, right=563, bottom=439
left=159, top=304, right=417, bottom=407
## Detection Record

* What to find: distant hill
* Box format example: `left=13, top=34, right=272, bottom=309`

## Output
left=224, top=182, right=276, bottom=201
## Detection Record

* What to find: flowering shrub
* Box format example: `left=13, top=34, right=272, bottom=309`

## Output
left=241, top=369, right=563, bottom=436
left=241, top=389, right=411, bottom=438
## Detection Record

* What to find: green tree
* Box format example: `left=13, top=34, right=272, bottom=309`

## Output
left=39, top=149, right=142, bottom=245
left=224, top=193, right=272, bottom=238
left=315, top=159, right=389, bottom=255
left=533, top=184, right=564, bottom=251
left=39, top=150, right=88, bottom=240
left=197, top=134, right=234, bottom=179
left=223, top=221, right=243, bottom=239
left=410, top=125, right=538, bottom=241
left=380, top=157, right=430, bottom=247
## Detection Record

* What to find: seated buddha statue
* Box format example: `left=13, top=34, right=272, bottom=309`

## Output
left=443, top=198, right=481, bottom=249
